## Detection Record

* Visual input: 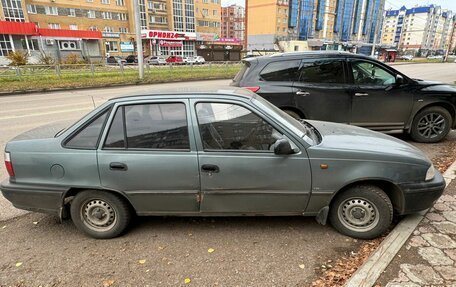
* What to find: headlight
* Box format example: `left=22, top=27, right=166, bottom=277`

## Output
left=425, top=165, right=436, bottom=181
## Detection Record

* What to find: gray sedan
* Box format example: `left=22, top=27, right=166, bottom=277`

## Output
left=1, top=90, right=445, bottom=239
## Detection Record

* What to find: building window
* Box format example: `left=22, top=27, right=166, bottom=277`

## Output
left=184, top=0, right=195, bottom=32
left=45, top=6, right=58, bottom=15
left=115, top=0, right=125, bottom=5
left=21, top=38, right=39, bottom=50
left=102, top=11, right=112, bottom=19
left=173, top=0, right=184, bottom=31
left=202, top=9, right=208, bottom=16
left=213, top=10, right=217, bottom=16
left=48, top=23, right=61, bottom=29
left=101, top=0, right=110, bottom=4
left=106, top=41, right=118, bottom=52
left=149, top=15, right=167, bottom=24
left=2, top=0, right=25, bottom=22
left=88, top=26, right=98, bottom=31
left=87, top=0, right=93, bottom=2
left=68, top=8, right=76, bottom=17
left=117, top=13, right=127, bottom=21
left=0, top=34, right=13, bottom=56
left=26, top=4, right=37, bottom=14
left=87, top=10, right=96, bottom=18
left=104, top=26, right=114, bottom=32
left=138, top=0, right=147, bottom=29
left=119, top=27, right=128, bottom=33
left=69, top=24, right=78, bottom=30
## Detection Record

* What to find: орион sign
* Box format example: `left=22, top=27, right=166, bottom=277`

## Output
left=141, top=30, right=196, bottom=41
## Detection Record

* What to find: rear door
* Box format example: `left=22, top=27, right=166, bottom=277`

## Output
left=97, top=100, right=200, bottom=214
left=292, top=57, right=352, bottom=123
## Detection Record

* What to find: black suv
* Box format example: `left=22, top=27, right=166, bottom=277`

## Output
left=231, top=51, right=456, bottom=143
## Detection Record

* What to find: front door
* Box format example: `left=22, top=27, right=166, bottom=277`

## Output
left=292, top=58, right=352, bottom=123
left=191, top=100, right=312, bottom=214
left=97, top=101, right=200, bottom=214
left=348, top=59, right=413, bottom=130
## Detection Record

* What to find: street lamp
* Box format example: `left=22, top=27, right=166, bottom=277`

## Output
left=133, top=0, right=144, bottom=80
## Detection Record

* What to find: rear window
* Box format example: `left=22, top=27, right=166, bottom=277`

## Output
left=259, top=60, right=300, bottom=82
left=233, top=61, right=251, bottom=83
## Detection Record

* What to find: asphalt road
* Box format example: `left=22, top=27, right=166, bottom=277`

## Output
left=0, top=63, right=455, bottom=286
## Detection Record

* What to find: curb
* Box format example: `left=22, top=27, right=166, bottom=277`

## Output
left=345, top=160, right=456, bottom=287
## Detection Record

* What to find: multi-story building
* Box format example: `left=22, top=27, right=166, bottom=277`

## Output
left=195, top=0, right=220, bottom=35
left=381, top=5, right=455, bottom=54
left=221, top=4, right=245, bottom=47
left=247, top=0, right=385, bottom=53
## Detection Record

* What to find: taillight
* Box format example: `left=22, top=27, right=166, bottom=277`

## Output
left=4, top=152, right=14, bottom=177
left=244, top=86, right=260, bottom=93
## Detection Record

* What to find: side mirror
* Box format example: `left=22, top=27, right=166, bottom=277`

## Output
left=395, top=74, right=404, bottom=86
left=274, top=138, right=294, bottom=155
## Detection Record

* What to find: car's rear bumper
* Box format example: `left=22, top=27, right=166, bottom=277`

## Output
left=0, top=179, right=67, bottom=215
left=398, top=171, right=446, bottom=215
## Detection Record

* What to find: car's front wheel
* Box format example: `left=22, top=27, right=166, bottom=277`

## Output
left=329, top=185, right=393, bottom=239
left=410, top=106, right=452, bottom=143
left=70, top=190, right=132, bottom=239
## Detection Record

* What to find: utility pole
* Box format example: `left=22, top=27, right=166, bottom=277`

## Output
left=133, top=0, right=144, bottom=80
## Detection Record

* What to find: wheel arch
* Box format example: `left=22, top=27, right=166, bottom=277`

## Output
left=280, top=106, right=306, bottom=119
left=407, top=102, right=456, bottom=131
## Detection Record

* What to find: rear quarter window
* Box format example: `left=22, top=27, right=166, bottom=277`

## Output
left=259, top=60, right=300, bottom=81
left=64, top=108, right=110, bottom=149
left=233, top=61, right=251, bottom=83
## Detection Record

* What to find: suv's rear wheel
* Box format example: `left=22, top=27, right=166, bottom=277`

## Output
left=70, top=190, right=131, bottom=239
left=329, top=185, right=393, bottom=239
left=410, top=106, right=451, bottom=143
left=283, top=109, right=302, bottom=120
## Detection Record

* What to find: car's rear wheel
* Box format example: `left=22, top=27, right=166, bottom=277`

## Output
left=410, top=106, right=451, bottom=143
left=329, top=185, right=393, bottom=239
left=283, top=109, right=302, bottom=120
left=70, top=190, right=131, bottom=239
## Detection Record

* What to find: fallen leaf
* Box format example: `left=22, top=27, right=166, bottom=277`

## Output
left=145, top=269, right=150, bottom=273
left=15, top=262, right=22, bottom=267
left=33, top=222, right=38, bottom=225
left=1, top=226, right=6, bottom=229
left=184, top=278, right=191, bottom=284
left=208, top=248, right=215, bottom=253
left=299, top=264, right=305, bottom=269
left=138, top=259, right=146, bottom=264
left=102, top=279, right=115, bottom=287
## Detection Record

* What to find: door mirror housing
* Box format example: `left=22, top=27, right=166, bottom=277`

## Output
left=395, top=74, right=404, bottom=86
left=274, top=138, right=294, bottom=155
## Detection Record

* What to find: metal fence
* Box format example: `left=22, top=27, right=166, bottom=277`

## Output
left=0, top=61, right=242, bottom=80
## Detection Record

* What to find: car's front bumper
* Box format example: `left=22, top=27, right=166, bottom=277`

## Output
left=0, top=179, right=67, bottom=215
left=398, top=171, right=446, bottom=215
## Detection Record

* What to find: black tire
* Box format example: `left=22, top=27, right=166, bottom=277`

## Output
left=329, top=185, right=393, bottom=239
left=70, top=190, right=132, bottom=239
left=410, top=106, right=452, bottom=143
left=283, top=109, right=302, bottom=120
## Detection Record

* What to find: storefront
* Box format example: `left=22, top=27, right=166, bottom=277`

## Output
left=141, top=30, right=197, bottom=57
left=196, top=35, right=242, bottom=61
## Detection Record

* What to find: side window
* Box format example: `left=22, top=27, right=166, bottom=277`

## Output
left=104, top=107, right=125, bottom=148
left=299, top=59, right=345, bottom=84
left=196, top=102, right=281, bottom=151
left=124, top=103, right=189, bottom=149
left=351, top=61, right=396, bottom=86
left=259, top=60, right=300, bottom=81
left=65, top=109, right=110, bottom=149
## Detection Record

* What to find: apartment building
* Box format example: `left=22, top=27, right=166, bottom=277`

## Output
left=195, top=0, right=220, bottom=35
left=247, top=0, right=385, bottom=53
left=381, top=5, right=455, bottom=54
left=221, top=4, right=245, bottom=47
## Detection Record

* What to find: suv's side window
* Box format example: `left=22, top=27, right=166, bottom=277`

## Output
left=259, top=60, right=301, bottom=81
left=104, top=103, right=190, bottom=150
left=298, top=59, right=345, bottom=84
left=351, top=61, right=396, bottom=86
left=64, top=108, right=110, bottom=149
left=195, top=102, right=281, bottom=151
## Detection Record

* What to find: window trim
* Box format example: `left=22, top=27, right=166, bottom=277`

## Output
left=101, top=102, right=192, bottom=152
left=193, top=100, right=300, bottom=154
left=62, top=106, right=112, bottom=150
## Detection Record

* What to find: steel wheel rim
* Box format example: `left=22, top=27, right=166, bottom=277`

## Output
left=337, top=197, right=380, bottom=232
left=81, top=199, right=117, bottom=232
left=417, top=113, right=446, bottom=139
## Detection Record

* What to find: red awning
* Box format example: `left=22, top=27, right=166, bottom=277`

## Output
left=39, top=28, right=102, bottom=39
left=0, top=21, right=38, bottom=36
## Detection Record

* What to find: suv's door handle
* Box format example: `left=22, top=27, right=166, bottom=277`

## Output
left=296, top=91, right=310, bottom=96
left=201, top=164, right=220, bottom=173
left=109, top=162, right=128, bottom=171
left=354, top=92, right=369, bottom=97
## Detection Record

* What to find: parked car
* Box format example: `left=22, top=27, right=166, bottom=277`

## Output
left=166, top=55, right=183, bottom=64
left=106, top=56, right=126, bottom=65
left=125, top=55, right=138, bottom=64
left=427, top=55, right=443, bottom=60
left=399, top=54, right=414, bottom=61
left=148, top=56, right=167, bottom=65
left=1, top=90, right=444, bottom=239
left=195, top=56, right=206, bottom=64
left=232, top=51, right=456, bottom=143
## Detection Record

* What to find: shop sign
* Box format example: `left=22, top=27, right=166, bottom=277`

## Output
left=213, top=37, right=241, bottom=44
left=120, top=41, right=134, bottom=52
left=159, top=40, right=183, bottom=47
left=196, top=32, right=217, bottom=41
left=102, top=32, right=120, bottom=38
left=141, top=30, right=196, bottom=40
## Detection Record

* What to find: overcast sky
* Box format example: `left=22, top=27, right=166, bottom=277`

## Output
left=220, top=0, right=456, bottom=11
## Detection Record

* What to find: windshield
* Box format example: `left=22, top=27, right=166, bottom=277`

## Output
left=251, top=96, right=320, bottom=145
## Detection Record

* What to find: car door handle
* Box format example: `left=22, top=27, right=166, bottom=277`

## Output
left=296, top=91, right=310, bottom=96
left=109, top=162, right=128, bottom=171
left=201, top=164, right=220, bottom=173
left=354, top=92, right=369, bottom=97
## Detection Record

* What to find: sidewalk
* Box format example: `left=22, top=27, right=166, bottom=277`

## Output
left=376, top=180, right=456, bottom=286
